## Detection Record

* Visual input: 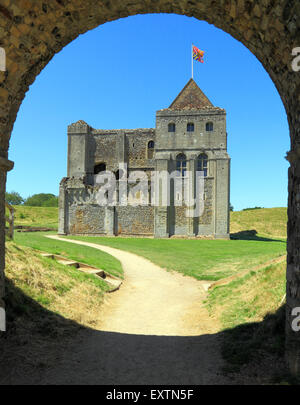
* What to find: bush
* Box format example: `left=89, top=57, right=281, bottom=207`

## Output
left=24, top=193, right=58, bottom=207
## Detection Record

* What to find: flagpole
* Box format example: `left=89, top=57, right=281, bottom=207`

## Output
left=191, top=44, right=193, bottom=79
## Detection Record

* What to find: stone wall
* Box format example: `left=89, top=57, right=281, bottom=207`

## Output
left=116, top=205, right=154, bottom=236
left=155, top=109, right=227, bottom=151
left=0, top=0, right=299, bottom=376
left=92, top=129, right=156, bottom=172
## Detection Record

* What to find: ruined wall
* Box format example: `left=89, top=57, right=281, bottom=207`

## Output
left=116, top=205, right=154, bottom=236
left=126, top=130, right=155, bottom=169
left=68, top=203, right=106, bottom=235
left=63, top=183, right=155, bottom=236
left=92, top=129, right=155, bottom=172
left=64, top=127, right=156, bottom=236
left=94, top=132, right=118, bottom=171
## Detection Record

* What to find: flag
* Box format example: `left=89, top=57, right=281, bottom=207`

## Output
left=193, top=45, right=204, bottom=63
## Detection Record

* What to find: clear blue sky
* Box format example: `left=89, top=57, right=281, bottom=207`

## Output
left=7, top=14, right=289, bottom=211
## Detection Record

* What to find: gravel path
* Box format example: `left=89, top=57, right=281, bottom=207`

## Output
left=37, top=235, right=229, bottom=384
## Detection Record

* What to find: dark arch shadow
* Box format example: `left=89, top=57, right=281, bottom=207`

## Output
left=0, top=278, right=290, bottom=385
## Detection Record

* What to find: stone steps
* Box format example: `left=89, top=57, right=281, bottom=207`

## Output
left=38, top=251, right=122, bottom=292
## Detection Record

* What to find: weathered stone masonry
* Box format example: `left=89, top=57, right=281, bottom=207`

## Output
left=59, top=79, right=230, bottom=239
left=0, top=0, right=299, bottom=376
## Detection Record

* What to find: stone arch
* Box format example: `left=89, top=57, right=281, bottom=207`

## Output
left=176, top=153, right=187, bottom=176
left=197, top=153, right=208, bottom=177
left=0, top=1, right=299, bottom=376
left=147, top=140, right=155, bottom=159
left=94, top=162, right=106, bottom=175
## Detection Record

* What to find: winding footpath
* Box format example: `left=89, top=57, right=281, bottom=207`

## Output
left=37, top=235, right=229, bottom=384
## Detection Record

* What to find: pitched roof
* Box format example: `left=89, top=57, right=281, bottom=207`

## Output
left=169, top=78, right=213, bottom=110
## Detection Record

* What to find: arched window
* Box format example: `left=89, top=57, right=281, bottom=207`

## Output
left=176, top=153, right=187, bottom=177
left=206, top=122, right=213, bottom=132
left=94, top=162, right=106, bottom=175
left=187, top=123, right=194, bottom=132
left=168, top=123, right=176, bottom=132
left=147, top=140, right=154, bottom=159
left=197, top=154, right=208, bottom=177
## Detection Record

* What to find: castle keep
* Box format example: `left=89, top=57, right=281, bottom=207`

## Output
left=59, top=79, right=230, bottom=238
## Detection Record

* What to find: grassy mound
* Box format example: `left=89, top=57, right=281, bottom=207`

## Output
left=230, top=207, right=287, bottom=238
left=4, top=242, right=112, bottom=329
left=8, top=205, right=58, bottom=229
left=205, top=260, right=287, bottom=376
left=0, top=242, right=121, bottom=383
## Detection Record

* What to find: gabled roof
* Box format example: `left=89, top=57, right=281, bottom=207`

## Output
left=169, top=78, right=213, bottom=110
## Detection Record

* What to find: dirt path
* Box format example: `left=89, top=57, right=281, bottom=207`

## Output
left=37, top=235, right=229, bottom=384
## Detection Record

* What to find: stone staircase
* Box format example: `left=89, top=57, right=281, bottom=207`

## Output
left=39, top=252, right=122, bottom=292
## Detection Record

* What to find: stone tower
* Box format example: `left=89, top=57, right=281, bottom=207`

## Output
left=59, top=79, right=230, bottom=238
left=154, top=79, right=230, bottom=238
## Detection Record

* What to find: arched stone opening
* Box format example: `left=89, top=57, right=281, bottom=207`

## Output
left=94, top=162, right=106, bottom=175
left=0, top=1, right=299, bottom=376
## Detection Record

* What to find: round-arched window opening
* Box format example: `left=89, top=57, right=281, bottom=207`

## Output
left=197, top=153, right=208, bottom=177
left=148, top=140, right=155, bottom=159
left=168, top=123, right=176, bottom=133
left=176, top=153, right=187, bottom=177
left=206, top=122, right=213, bottom=132
left=94, top=162, right=106, bottom=175
left=187, top=123, right=194, bottom=132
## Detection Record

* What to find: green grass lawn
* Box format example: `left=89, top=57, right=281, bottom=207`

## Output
left=11, top=206, right=287, bottom=281
left=63, top=235, right=286, bottom=281
left=8, top=205, right=58, bottom=229
left=14, top=232, right=123, bottom=279
left=9, top=206, right=289, bottom=380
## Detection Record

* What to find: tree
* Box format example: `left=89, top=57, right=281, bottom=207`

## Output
left=229, top=203, right=234, bottom=212
left=5, top=191, right=24, bottom=205
left=24, top=193, right=58, bottom=207
left=42, top=195, right=59, bottom=207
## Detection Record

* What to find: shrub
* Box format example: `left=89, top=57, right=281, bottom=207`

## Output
left=24, top=193, right=58, bottom=207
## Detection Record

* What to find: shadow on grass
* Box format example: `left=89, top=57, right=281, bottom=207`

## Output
left=0, top=278, right=84, bottom=384
left=218, top=304, right=298, bottom=384
left=230, top=230, right=286, bottom=243
left=0, top=279, right=292, bottom=385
